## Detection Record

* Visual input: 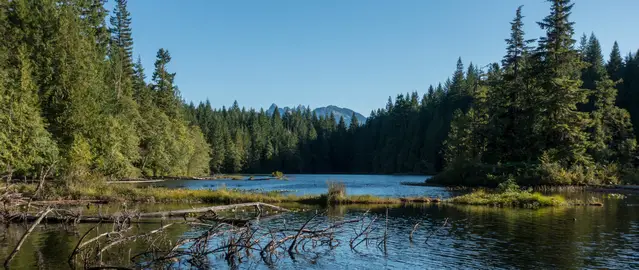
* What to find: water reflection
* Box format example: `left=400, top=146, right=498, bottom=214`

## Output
left=1, top=193, right=637, bottom=269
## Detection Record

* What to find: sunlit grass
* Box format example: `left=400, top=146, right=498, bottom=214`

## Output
left=6, top=180, right=599, bottom=208
left=448, top=189, right=567, bottom=207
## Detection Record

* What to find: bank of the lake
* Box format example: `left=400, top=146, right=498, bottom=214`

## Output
left=9, top=175, right=600, bottom=208
left=2, top=192, right=637, bottom=270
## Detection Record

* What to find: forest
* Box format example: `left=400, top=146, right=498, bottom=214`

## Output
left=2, top=0, right=639, bottom=186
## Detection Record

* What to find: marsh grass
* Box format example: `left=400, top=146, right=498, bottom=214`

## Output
left=8, top=179, right=590, bottom=208
left=448, top=189, right=566, bottom=207
left=532, top=185, right=588, bottom=192
left=10, top=180, right=420, bottom=206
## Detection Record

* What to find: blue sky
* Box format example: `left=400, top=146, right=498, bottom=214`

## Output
left=114, top=0, right=639, bottom=116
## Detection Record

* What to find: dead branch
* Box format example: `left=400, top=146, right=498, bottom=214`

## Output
left=78, top=226, right=132, bottom=250
left=424, top=218, right=449, bottom=244
left=4, top=207, right=53, bottom=268
left=138, top=202, right=289, bottom=218
left=97, top=223, right=175, bottom=257
left=409, top=221, right=421, bottom=243
left=288, top=211, right=323, bottom=254
left=69, top=226, right=97, bottom=265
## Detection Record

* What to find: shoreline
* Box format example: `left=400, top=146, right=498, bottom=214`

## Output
left=4, top=181, right=606, bottom=209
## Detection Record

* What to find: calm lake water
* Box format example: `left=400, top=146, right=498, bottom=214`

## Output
left=153, top=174, right=448, bottom=197
left=1, top=175, right=638, bottom=269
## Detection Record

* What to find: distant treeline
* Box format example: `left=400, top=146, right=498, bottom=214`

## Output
left=2, top=0, right=639, bottom=186
left=186, top=1, right=639, bottom=185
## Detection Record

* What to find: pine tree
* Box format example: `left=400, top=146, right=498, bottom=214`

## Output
left=450, top=57, right=465, bottom=96
left=349, top=112, right=360, bottom=130
left=0, top=43, right=58, bottom=181
left=582, top=33, right=606, bottom=91
left=590, top=78, right=636, bottom=168
left=151, top=48, right=180, bottom=118
left=489, top=5, right=535, bottom=163
left=109, top=0, right=134, bottom=75
left=606, top=41, right=623, bottom=82
left=534, top=0, right=591, bottom=167
left=502, top=6, right=534, bottom=78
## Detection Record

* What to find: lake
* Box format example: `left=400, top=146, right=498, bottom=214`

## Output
left=152, top=174, right=449, bottom=197
left=1, top=174, right=638, bottom=269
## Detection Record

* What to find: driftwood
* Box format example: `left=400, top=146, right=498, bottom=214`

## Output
left=409, top=221, right=421, bottom=243
left=67, top=208, right=456, bottom=269
left=6, top=202, right=290, bottom=224
left=4, top=208, right=53, bottom=268
left=27, top=199, right=108, bottom=206
left=138, top=202, right=289, bottom=218
left=97, top=223, right=175, bottom=257
left=106, top=179, right=166, bottom=184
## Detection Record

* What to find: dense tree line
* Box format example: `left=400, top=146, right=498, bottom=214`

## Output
left=0, top=0, right=209, bottom=184
left=186, top=60, right=481, bottom=175
left=188, top=0, right=639, bottom=185
left=436, top=1, right=639, bottom=185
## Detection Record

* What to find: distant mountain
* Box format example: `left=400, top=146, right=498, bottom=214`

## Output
left=266, top=104, right=366, bottom=126
left=314, top=105, right=367, bottom=126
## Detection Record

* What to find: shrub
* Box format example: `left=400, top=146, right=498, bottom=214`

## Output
left=496, top=177, right=519, bottom=193
left=271, top=171, right=285, bottom=179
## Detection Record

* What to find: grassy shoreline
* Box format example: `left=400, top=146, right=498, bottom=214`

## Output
left=6, top=179, right=602, bottom=208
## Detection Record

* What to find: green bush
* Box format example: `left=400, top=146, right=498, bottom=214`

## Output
left=496, top=177, right=519, bottom=193
left=271, top=171, right=285, bottom=179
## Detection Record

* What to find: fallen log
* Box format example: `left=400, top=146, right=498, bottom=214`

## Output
left=27, top=199, right=109, bottom=206
left=7, top=202, right=289, bottom=224
left=106, top=179, right=166, bottom=184
left=138, top=202, right=290, bottom=218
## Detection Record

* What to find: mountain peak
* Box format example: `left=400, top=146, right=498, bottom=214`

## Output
left=264, top=104, right=366, bottom=126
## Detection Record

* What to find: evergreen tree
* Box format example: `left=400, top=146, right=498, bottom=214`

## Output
left=109, top=0, right=134, bottom=76
left=581, top=33, right=606, bottom=91
left=502, top=6, right=534, bottom=77
left=534, top=0, right=591, bottom=167
left=151, top=48, right=180, bottom=118
left=606, top=41, right=623, bottom=82
left=349, top=112, right=360, bottom=130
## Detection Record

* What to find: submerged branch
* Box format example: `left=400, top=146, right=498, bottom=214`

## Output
left=4, top=207, right=53, bottom=268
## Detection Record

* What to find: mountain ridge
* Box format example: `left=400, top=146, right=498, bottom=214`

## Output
left=266, top=103, right=366, bottom=125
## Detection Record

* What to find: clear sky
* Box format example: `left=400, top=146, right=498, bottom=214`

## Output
left=115, top=0, right=639, bottom=116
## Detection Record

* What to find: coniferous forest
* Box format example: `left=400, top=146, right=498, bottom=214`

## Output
left=2, top=0, right=639, bottom=186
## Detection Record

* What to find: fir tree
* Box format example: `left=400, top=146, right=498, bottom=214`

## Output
left=534, top=0, right=591, bottom=167
left=606, top=41, right=623, bottom=82
left=109, top=0, right=134, bottom=75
